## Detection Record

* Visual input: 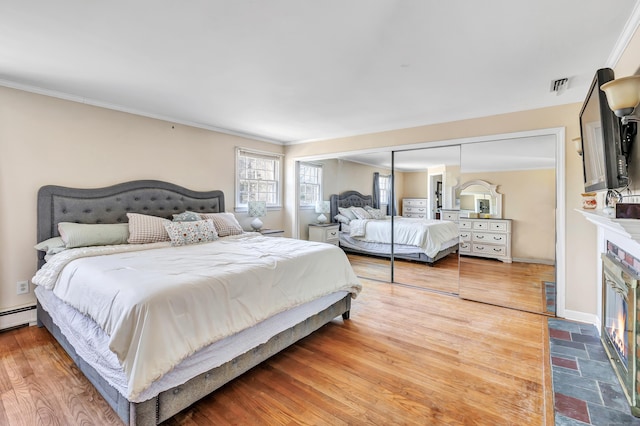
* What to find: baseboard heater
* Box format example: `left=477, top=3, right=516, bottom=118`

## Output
left=0, top=305, right=37, bottom=331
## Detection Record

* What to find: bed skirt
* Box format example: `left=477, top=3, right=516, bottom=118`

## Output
left=37, top=294, right=352, bottom=425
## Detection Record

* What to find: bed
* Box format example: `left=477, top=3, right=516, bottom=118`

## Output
left=330, top=190, right=460, bottom=264
left=33, top=180, right=361, bottom=425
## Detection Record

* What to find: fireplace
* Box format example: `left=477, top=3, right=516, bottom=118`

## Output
left=601, top=244, right=640, bottom=416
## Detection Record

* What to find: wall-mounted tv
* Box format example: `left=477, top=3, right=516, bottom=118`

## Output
left=579, top=68, right=629, bottom=192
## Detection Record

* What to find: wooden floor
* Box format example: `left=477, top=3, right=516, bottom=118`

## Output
left=459, top=256, right=555, bottom=314
left=348, top=253, right=556, bottom=315
left=0, top=279, right=553, bottom=425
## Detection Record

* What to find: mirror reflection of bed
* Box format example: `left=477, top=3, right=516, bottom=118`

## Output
left=294, top=133, right=558, bottom=316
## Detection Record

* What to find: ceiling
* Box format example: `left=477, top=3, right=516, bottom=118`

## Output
left=1, top=1, right=639, bottom=144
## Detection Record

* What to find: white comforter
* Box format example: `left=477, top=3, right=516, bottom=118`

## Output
left=349, top=217, right=459, bottom=257
left=32, top=234, right=361, bottom=401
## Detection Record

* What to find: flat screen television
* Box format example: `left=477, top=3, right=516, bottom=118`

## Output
left=579, top=68, right=629, bottom=192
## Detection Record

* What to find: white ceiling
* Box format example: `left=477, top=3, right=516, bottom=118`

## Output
left=1, top=1, right=639, bottom=144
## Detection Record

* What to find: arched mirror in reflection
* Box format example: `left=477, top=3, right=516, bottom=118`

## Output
left=390, top=146, right=461, bottom=293
left=455, top=180, right=502, bottom=218
left=457, top=136, right=557, bottom=315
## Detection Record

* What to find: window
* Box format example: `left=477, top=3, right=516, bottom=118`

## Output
left=379, top=175, right=391, bottom=208
left=236, top=148, right=282, bottom=209
left=299, top=162, right=323, bottom=208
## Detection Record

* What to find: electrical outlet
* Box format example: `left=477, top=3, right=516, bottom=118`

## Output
left=17, top=280, right=29, bottom=295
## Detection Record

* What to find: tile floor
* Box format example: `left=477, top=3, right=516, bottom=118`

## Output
left=549, top=318, right=640, bottom=425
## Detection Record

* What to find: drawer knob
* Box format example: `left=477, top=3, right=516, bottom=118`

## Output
left=476, top=235, right=484, bottom=239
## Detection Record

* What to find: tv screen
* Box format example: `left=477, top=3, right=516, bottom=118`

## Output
left=579, top=68, right=627, bottom=192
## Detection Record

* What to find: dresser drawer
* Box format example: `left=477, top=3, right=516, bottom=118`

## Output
left=404, top=206, right=427, bottom=214
left=403, top=198, right=427, bottom=207
left=404, top=213, right=426, bottom=218
left=459, top=231, right=471, bottom=241
left=458, top=220, right=471, bottom=229
left=472, top=244, right=506, bottom=256
left=459, top=242, right=471, bottom=253
left=441, top=211, right=459, bottom=221
left=472, top=232, right=506, bottom=245
left=489, top=221, right=508, bottom=232
left=325, top=227, right=339, bottom=241
left=472, top=221, right=489, bottom=230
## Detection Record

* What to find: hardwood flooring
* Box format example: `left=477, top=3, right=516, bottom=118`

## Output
left=348, top=253, right=556, bottom=315
left=0, top=279, right=553, bottom=425
left=459, top=256, right=555, bottom=315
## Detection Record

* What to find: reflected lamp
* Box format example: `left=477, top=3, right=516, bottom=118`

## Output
left=315, top=201, right=330, bottom=224
left=248, top=200, right=266, bottom=231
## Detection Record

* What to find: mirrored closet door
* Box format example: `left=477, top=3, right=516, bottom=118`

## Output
left=457, top=136, right=557, bottom=315
left=391, top=146, right=461, bottom=293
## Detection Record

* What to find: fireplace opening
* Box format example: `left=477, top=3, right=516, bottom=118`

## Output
left=604, top=280, right=629, bottom=368
left=601, top=247, right=640, bottom=416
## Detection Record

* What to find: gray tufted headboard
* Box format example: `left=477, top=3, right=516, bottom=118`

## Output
left=329, top=191, right=374, bottom=222
left=37, top=180, right=225, bottom=268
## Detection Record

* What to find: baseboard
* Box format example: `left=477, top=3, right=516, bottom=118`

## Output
left=512, top=257, right=555, bottom=265
left=560, top=309, right=600, bottom=332
left=0, top=305, right=37, bottom=331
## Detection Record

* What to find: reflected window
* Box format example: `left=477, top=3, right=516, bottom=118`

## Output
left=379, top=175, right=391, bottom=210
left=299, top=162, right=323, bottom=208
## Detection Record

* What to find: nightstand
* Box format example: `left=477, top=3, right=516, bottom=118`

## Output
left=259, top=229, right=285, bottom=237
left=308, top=224, right=339, bottom=246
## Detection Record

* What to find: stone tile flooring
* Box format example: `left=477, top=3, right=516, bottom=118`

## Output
left=549, top=318, right=640, bottom=425
left=545, top=281, right=556, bottom=315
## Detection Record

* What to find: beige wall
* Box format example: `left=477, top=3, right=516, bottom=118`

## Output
left=0, top=86, right=284, bottom=313
left=461, top=169, right=556, bottom=262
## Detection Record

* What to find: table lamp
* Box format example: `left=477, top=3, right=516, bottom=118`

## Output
left=248, top=200, right=266, bottom=231
left=315, top=201, right=330, bottom=224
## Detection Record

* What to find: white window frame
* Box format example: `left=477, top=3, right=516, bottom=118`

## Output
left=235, top=147, right=283, bottom=211
left=298, top=162, right=323, bottom=209
left=379, top=174, right=391, bottom=210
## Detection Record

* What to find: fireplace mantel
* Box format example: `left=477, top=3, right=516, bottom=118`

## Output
left=578, top=209, right=640, bottom=244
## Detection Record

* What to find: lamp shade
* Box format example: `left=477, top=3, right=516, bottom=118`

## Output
left=247, top=200, right=266, bottom=231
left=315, top=201, right=330, bottom=214
left=248, top=200, right=266, bottom=217
left=600, top=75, right=640, bottom=117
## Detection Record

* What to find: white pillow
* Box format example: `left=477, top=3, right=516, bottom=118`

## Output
left=334, top=214, right=351, bottom=224
left=351, top=207, right=372, bottom=220
left=34, top=236, right=67, bottom=256
left=365, top=206, right=386, bottom=220
left=338, top=207, right=357, bottom=220
left=164, top=219, right=218, bottom=246
left=58, top=222, right=129, bottom=248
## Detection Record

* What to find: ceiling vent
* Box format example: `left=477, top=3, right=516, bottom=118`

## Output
left=550, top=77, right=569, bottom=94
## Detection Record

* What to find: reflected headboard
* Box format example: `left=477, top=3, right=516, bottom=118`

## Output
left=37, top=180, right=225, bottom=268
left=329, top=191, right=374, bottom=222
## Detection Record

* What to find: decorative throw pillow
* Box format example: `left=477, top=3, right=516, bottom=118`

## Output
left=34, top=236, right=67, bottom=256
left=127, top=213, right=171, bottom=244
left=350, top=206, right=372, bottom=220
left=334, top=214, right=351, bottom=224
left=163, top=219, right=218, bottom=246
left=364, top=206, right=386, bottom=220
left=172, top=210, right=202, bottom=222
left=58, top=222, right=130, bottom=248
left=338, top=207, right=357, bottom=220
left=199, top=212, right=244, bottom=237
